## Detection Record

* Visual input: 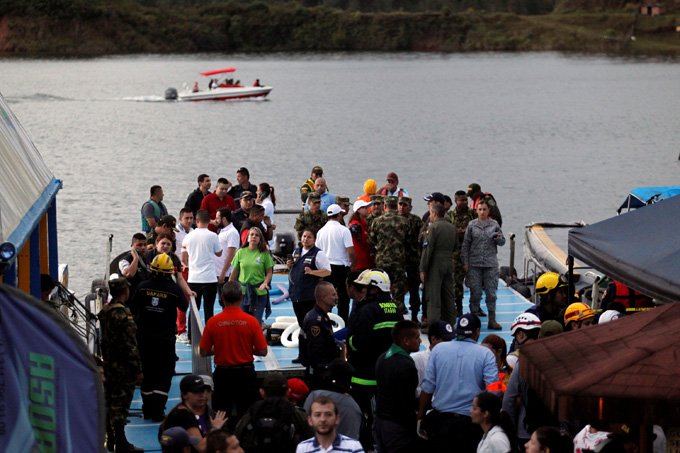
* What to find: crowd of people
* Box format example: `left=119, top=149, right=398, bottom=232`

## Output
left=96, top=166, right=663, bottom=453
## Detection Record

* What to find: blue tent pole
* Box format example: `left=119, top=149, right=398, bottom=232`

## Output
left=48, top=199, right=59, bottom=281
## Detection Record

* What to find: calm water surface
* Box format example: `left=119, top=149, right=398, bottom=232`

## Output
left=1, top=53, right=679, bottom=295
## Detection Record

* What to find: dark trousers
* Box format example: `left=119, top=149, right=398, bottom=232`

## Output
left=292, top=299, right=315, bottom=327
left=350, top=383, right=377, bottom=451
left=374, top=416, right=419, bottom=453
left=424, top=410, right=482, bottom=453
left=189, top=282, right=218, bottom=323
left=405, top=266, right=421, bottom=317
left=327, top=264, right=350, bottom=322
left=138, top=337, right=175, bottom=419
left=212, top=364, right=258, bottom=428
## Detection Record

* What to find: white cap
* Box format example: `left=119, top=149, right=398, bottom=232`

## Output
left=326, top=204, right=346, bottom=216
left=352, top=199, right=372, bottom=212
left=599, top=310, right=621, bottom=324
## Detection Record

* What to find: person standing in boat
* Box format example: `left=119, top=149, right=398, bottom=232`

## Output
left=461, top=200, right=505, bottom=330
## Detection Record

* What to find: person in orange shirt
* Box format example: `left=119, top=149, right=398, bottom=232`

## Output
left=199, top=281, right=268, bottom=427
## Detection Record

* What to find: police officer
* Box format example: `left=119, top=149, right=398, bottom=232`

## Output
left=398, top=196, right=424, bottom=322
left=346, top=269, right=403, bottom=449
left=98, top=276, right=143, bottom=453
left=369, top=196, right=408, bottom=308
left=131, top=253, right=188, bottom=421
left=299, top=281, right=340, bottom=389
left=294, top=192, right=328, bottom=240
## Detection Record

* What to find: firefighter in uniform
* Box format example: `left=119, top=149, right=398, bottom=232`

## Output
left=131, top=253, right=188, bottom=421
left=346, top=268, right=402, bottom=449
left=99, top=276, right=144, bottom=453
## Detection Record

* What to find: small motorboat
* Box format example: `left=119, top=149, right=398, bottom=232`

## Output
left=165, top=67, right=272, bottom=101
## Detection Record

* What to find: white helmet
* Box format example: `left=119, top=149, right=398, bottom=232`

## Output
left=598, top=310, right=621, bottom=324
left=511, top=313, right=542, bottom=336
left=354, top=269, right=391, bottom=293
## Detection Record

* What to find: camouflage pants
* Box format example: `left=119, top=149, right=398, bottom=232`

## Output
left=465, top=266, right=499, bottom=313
left=104, top=370, right=136, bottom=424
left=380, top=265, right=406, bottom=303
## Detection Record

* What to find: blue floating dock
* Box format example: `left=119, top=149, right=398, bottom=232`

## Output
left=127, top=273, right=532, bottom=451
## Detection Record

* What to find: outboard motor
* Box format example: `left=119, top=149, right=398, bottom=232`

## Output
left=165, top=87, right=178, bottom=100
left=271, top=231, right=296, bottom=260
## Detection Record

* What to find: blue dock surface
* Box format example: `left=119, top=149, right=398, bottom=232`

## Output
left=127, top=274, right=532, bottom=451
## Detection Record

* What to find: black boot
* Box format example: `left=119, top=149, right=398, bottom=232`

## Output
left=114, top=422, right=144, bottom=453
left=105, top=418, right=115, bottom=451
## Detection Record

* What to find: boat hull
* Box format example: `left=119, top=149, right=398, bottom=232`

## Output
left=178, top=86, right=272, bottom=101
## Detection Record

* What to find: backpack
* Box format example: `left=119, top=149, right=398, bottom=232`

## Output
left=240, top=398, right=298, bottom=453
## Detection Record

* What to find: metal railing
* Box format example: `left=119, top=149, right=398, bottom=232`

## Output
left=189, top=295, right=212, bottom=376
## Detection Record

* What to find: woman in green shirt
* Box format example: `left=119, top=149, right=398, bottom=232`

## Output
left=229, top=228, right=274, bottom=326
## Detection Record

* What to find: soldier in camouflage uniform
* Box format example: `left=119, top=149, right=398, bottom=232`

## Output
left=467, top=182, right=502, bottom=227
left=447, top=190, right=476, bottom=316
left=398, top=196, right=424, bottom=321
left=98, top=276, right=143, bottom=453
left=335, top=195, right=351, bottom=226
left=294, top=191, right=328, bottom=240
left=365, top=194, right=384, bottom=232
left=369, top=196, right=408, bottom=308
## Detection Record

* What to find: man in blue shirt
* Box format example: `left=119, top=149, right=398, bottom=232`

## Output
left=417, top=313, right=498, bottom=453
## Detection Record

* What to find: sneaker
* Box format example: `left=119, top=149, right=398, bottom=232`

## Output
left=176, top=333, right=189, bottom=344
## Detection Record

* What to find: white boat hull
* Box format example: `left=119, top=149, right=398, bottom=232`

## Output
left=178, top=85, right=272, bottom=101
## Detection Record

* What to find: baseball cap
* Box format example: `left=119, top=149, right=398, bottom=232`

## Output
left=327, top=204, right=346, bottom=216
left=108, top=275, right=130, bottom=291
left=455, top=313, right=481, bottom=337
left=428, top=320, right=455, bottom=341
left=399, top=196, right=412, bottom=205
left=424, top=192, right=446, bottom=204
left=335, top=195, right=350, bottom=205
left=386, top=172, right=399, bottom=183
left=312, top=165, right=323, bottom=175
left=159, top=215, right=178, bottom=231
left=287, top=378, right=309, bottom=403
left=467, top=183, right=481, bottom=195
left=180, top=375, right=211, bottom=394
left=160, top=427, right=200, bottom=448
left=240, top=191, right=254, bottom=199
left=198, top=375, right=214, bottom=391
left=353, top=200, right=372, bottom=212
left=369, top=194, right=384, bottom=203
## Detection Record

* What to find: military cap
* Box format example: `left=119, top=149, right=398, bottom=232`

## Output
left=385, top=196, right=399, bottom=207
left=369, top=194, right=384, bottom=203
left=335, top=195, right=350, bottom=204
left=307, top=191, right=321, bottom=202
left=399, top=196, right=412, bottom=205
left=467, top=183, right=481, bottom=195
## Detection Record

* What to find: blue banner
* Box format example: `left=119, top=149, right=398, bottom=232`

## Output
left=0, top=284, right=104, bottom=452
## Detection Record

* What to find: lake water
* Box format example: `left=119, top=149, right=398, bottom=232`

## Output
left=1, top=53, right=679, bottom=295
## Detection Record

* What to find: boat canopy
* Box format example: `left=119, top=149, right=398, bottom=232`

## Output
left=200, top=67, right=236, bottom=76
left=616, top=186, right=680, bottom=214
left=569, top=195, right=680, bottom=304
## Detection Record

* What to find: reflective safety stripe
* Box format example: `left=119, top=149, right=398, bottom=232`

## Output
left=373, top=321, right=397, bottom=330
left=351, top=376, right=377, bottom=386
left=349, top=336, right=357, bottom=351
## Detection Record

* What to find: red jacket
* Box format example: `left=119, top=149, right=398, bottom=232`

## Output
left=349, top=216, right=373, bottom=271
left=200, top=193, right=236, bottom=232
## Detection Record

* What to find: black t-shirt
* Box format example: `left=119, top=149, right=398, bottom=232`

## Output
left=159, top=405, right=201, bottom=453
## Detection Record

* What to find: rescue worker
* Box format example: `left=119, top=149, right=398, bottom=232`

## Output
left=294, top=192, right=327, bottom=240
left=419, top=202, right=457, bottom=326
left=300, top=165, right=324, bottom=203
left=447, top=190, right=475, bottom=316
left=563, top=302, right=595, bottom=330
left=526, top=272, right=569, bottom=323
left=98, top=276, right=144, bottom=453
left=369, top=195, right=408, bottom=309
left=299, top=281, right=341, bottom=389
left=132, top=253, right=188, bottom=421
left=346, top=268, right=402, bottom=449
left=348, top=199, right=374, bottom=272
left=398, top=196, right=424, bottom=322
left=467, top=183, right=502, bottom=227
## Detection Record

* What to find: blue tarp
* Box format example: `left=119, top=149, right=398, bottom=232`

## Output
left=617, top=186, right=680, bottom=214
left=0, top=284, right=104, bottom=452
left=569, top=195, right=680, bottom=303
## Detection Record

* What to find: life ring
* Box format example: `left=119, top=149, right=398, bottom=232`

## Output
left=275, top=316, right=298, bottom=324
left=280, top=322, right=301, bottom=348
left=328, top=313, right=345, bottom=332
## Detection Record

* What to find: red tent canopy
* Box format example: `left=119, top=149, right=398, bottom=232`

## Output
left=200, top=68, right=236, bottom=76
left=520, top=303, right=680, bottom=425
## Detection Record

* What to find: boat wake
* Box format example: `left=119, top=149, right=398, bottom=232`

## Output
left=120, top=95, right=168, bottom=102
left=4, top=93, right=75, bottom=103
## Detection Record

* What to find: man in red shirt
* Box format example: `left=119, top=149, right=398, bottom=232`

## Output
left=199, top=281, right=268, bottom=426
left=200, top=178, right=236, bottom=232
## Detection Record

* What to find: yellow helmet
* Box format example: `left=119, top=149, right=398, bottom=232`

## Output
left=354, top=268, right=391, bottom=293
left=564, top=302, right=595, bottom=325
left=535, top=272, right=567, bottom=295
left=151, top=253, right=174, bottom=274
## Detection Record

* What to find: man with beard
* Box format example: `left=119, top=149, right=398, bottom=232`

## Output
left=296, top=396, right=363, bottom=453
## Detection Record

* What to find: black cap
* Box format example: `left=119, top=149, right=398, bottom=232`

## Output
left=180, top=374, right=210, bottom=394
left=262, top=372, right=288, bottom=390
left=455, top=313, right=481, bottom=337
left=424, top=192, right=446, bottom=204
left=428, top=320, right=455, bottom=341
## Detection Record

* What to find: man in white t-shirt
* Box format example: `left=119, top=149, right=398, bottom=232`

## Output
left=315, top=204, right=355, bottom=322
left=411, top=320, right=454, bottom=398
left=214, top=208, right=240, bottom=287
left=181, top=209, right=222, bottom=323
